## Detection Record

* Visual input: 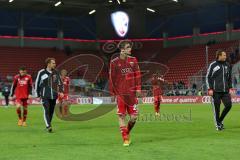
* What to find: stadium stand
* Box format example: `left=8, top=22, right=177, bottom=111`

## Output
left=164, top=41, right=238, bottom=85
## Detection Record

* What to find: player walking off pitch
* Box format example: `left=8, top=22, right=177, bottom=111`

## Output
left=109, top=40, right=141, bottom=146
left=10, top=67, right=33, bottom=127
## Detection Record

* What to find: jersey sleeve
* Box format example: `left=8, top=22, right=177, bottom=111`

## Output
left=28, top=75, right=33, bottom=95
left=35, top=70, right=43, bottom=97
left=134, top=58, right=141, bottom=92
left=66, top=77, right=71, bottom=94
left=10, top=75, right=18, bottom=97
left=228, top=64, right=232, bottom=89
left=57, top=72, right=64, bottom=93
left=109, top=60, right=116, bottom=96
left=66, top=77, right=70, bottom=85
left=206, top=63, right=214, bottom=90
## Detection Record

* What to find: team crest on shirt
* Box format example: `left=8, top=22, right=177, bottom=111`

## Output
left=25, top=78, right=28, bottom=81
left=130, top=62, right=134, bottom=67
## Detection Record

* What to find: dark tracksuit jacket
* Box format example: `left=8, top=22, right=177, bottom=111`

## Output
left=206, top=60, right=232, bottom=126
left=35, top=68, right=63, bottom=127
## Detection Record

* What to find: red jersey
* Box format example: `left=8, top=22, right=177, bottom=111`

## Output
left=109, top=56, right=141, bottom=97
left=151, top=76, right=164, bottom=96
left=11, top=74, right=33, bottom=99
left=62, top=76, right=70, bottom=95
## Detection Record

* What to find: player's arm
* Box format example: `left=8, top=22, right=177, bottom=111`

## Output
left=10, top=76, right=17, bottom=97
left=57, top=72, right=64, bottom=96
left=206, top=64, right=214, bottom=95
left=206, top=65, right=214, bottom=89
left=228, top=65, right=233, bottom=88
left=35, top=70, right=43, bottom=97
left=228, top=64, right=234, bottom=94
left=109, top=60, right=116, bottom=96
left=28, top=76, right=33, bottom=98
left=134, top=58, right=141, bottom=95
left=67, top=77, right=70, bottom=94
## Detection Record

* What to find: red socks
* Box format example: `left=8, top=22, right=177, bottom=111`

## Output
left=127, top=121, right=136, bottom=133
left=16, top=107, right=28, bottom=121
left=23, top=107, right=28, bottom=122
left=64, top=105, right=68, bottom=115
left=154, top=102, right=160, bottom=113
left=16, top=108, right=22, bottom=120
left=120, top=126, right=129, bottom=141
left=120, top=121, right=136, bottom=141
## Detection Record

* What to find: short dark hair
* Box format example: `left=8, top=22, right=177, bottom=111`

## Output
left=118, top=40, right=133, bottom=49
left=45, top=57, right=56, bottom=65
left=216, top=50, right=226, bottom=59
left=19, top=66, right=26, bottom=71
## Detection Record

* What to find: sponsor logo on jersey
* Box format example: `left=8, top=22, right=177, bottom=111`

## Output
left=19, top=80, right=27, bottom=86
left=121, top=67, right=133, bottom=74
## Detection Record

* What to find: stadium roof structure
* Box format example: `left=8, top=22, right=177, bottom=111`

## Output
left=0, top=0, right=239, bottom=16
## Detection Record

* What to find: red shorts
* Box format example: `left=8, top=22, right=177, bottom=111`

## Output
left=116, top=96, right=138, bottom=116
left=16, top=98, right=28, bottom=107
left=58, top=94, right=69, bottom=101
left=154, top=95, right=162, bottom=102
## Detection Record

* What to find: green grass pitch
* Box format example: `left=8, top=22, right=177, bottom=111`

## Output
left=0, top=103, right=240, bottom=160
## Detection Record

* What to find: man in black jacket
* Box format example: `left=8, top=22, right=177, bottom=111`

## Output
left=206, top=50, right=234, bottom=131
left=35, top=58, right=64, bottom=133
left=2, top=84, right=10, bottom=107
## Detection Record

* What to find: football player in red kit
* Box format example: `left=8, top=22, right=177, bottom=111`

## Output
left=10, top=67, right=33, bottom=126
left=58, top=69, right=70, bottom=116
left=109, top=40, right=141, bottom=146
left=151, top=74, right=165, bottom=116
